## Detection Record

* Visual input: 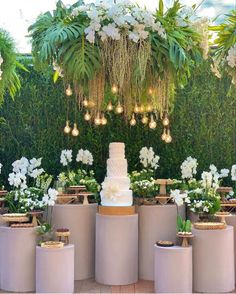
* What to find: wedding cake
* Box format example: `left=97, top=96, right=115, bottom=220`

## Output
left=100, top=142, right=133, bottom=206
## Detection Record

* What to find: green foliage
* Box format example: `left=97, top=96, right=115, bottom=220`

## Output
left=0, top=60, right=235, bottom=187
left=0, top=29, right=27, bottom=104
left=177, top=215, right=192, bottom=233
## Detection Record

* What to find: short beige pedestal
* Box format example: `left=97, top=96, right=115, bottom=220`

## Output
left=154, top=245, right=192, bottom=293
left=192, top=226, right=234, bottom=293
left=36, top=244, right=74, bottom=293
left=0, top=226, right=37, bottom=292
left=227, top=215, right=236, bottom=281
left=52, top=204, right=97, bottom=280
left=95, top=213, right=138, bottom=285
left=138, top=205, right=185, bottom=280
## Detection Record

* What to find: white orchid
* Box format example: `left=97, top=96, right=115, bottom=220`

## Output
left=180, top=156, right=198, bottom=179
left=226, top=44, right=236, bottom=68
left=170, top=189, right=188, bottom=206
left=231, top=165, right=236, bottom=181
left=60, top=149, right=73, bottom=166
left=76, top=149, right=93, bottom=165
left=139, top=147, right=160, bottom=170
left=42, top=188, right=58, bottom=206
left=8, top=172, right=27, bottom=189
left=220, top=168, right=229, bottom=178
left=201, top=171, right=213, bottom=189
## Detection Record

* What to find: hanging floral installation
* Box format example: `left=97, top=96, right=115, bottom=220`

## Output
left=0, top=29, right=26, bottom=104
left=211, top=11, right=236, bottom=84
left=29, top=0, right=206, bottom=141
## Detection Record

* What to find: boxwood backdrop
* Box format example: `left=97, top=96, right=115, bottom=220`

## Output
left=0, top=59, right=235, bottom=185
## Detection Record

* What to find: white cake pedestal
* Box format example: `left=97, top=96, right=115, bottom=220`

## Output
left=52, top=204, right=97, bottom=280
left=192, top=226, right=234, bottom=293
left=95, top=213, right=138, bottom=285
left=227, top=215, right=236, bottom=281
left=154, top=245, right=192, bottom=293
left=0, top=226, right=37, bottom=292
left=138, top=205, right=185, bottom=280
left=36, top=244, right=74, bottom=293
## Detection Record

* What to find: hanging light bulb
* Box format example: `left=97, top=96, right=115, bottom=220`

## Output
left=149, top=115, right=157, bottom=129
left=107, top=101, right=113, bottom=111
left=141, top=114, right=148, bottom=124
left=134, top=103, right=140, bottom=113
left=64, top=120, right=71, bottom=134
left=84, top=111, right=91, bottom=121
left=163, top=116, right=170, bottom=126
left=139, top=104, right=145, bottom=113
left=83, top=98, right=89, bottom=107
left=65, top=85, right=73, bottom=96
left=115, top=101, right=123, bottom=114
left=146, top=104, right=153, bottom=113
left=111, top=84, right=118, bottom=94
left=101, top=113, right=107, bottom=125
left=165, top=129, right=172, bottom=143
left=130, top=113, right=136, bottom=126
left=71, top=123, right=79, bottom=136
left=161, top=128, right=167, bottom=141
left=148, top=88, right=153, bottom=95
left=94, top=113, right=101, bottom=125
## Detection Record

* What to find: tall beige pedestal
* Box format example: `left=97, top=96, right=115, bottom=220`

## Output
left=192, top=226, right=234, bottom=293
left=36, top=245, right=74, bottom=293
left=154, top=245, right=192, bottom=293
left=0, top=226, right=37, bottom=292
left=138, top=205, right=185, bottom=280
left=227, top=215, right=236, bottom=281
left=0, top=220, right=7, bottom=289
left=52, top=204, right=97, bottom=280
left=95, top=213, right=138, bottom=285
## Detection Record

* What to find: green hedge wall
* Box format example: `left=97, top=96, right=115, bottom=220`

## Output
left=0, top=60, right=235, bottom=185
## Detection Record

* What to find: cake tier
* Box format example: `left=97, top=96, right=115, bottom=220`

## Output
left=109, top=142, right=125, bottom=159
left=103, top=177, right=131, bottom=190
left=107, top=158, right=127, bottom=177
left=100, top=190, right=133, bottom=207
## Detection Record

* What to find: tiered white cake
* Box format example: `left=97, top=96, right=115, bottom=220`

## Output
left=100, top=142, right=133, bottom=206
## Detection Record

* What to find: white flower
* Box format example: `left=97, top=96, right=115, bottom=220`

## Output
left=85, top=30, right=96, bottom=43
left=8, top=172, right=27, bottom=189
left=195, top=201, right=202, bottom=208
left=102, top=23, right=120, bottom=40
left=76, top=149, right=93, bottom=165
left=209, top=164, right=217, bottom=174
left=180, top=156, right=198, bottom=179
left=203, top=206, right=209, bottom=212
left=170, top=189, right=187, bottom=206
left=220, top=168, right=229, bottom=178
left=231, top=165, right=236, bottom=181
left=12, top=157, right=29, bottom=175
left=139, top=147, right=160, bottom=170
left=226, top=44, right=236, bottom=68
left=0, top=53, right=3, bottom=80
left=201, top=171, right=212, bottom=189
left=101, top=181, right=119, bottom=201
left=60, top=149, right=73, bottom=166
left=43, top=188, right=58, bottom=206
left=0, top=163, right=2, bottom=174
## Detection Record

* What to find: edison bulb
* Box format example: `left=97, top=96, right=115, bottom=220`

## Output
left=111, top=84, right=118, bottom=94
left=83, top=98, right=89, bottom=107
left=163, top=116, right=170, bottom=126
left=146, top=104, right=153, bottom=112
left=130, top=114, right=136, bottom=126
left=65, top=85, right=72, bottom=96
left=161, top=129, right=167, bottom=141
left=149, top=115, right=157, bottom=129
left=84, top=111, right=91, bottom=121
left=165, top=129, right=172, bottom=143
left=64, top=120, right=71, bottom=134
left=94, top=114, right=101, bottom=125
left=107, top=101, right=113, bottom=111
left=116, top=102, right=123, bottom=114
left=101, top=114, right=107, bottom=125
left=71, top=123, right=79, bottom=136
left=139, top=105, right=145, bottom=113
left=148, top=88, right=153, bottom=95
left=134, top=104, right=140, bottom=113
left=141, top=115, right=148, bottom=124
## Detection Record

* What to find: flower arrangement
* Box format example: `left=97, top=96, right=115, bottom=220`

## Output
left=29, top=0, right=205, bottom=127
left=211, top=11, right=236, bottom=84
left=139, top=147, right=160, bottom=170
left=5, top=157, right=57, bottom=213
left=58, top=149, right=100, bottom=197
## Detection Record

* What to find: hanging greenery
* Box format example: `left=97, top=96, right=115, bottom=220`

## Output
left=211, top=11, right=236, bottom=84
left=29, top=0, right=205, bottom=132
left=0, top=29, right=27, bottom=104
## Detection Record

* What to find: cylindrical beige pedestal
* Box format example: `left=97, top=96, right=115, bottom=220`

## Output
left=0, top=220, right=7, bottom=289
left=0, top=226, right=37, bottom=292
left=138, top=205, right=185, bottom=280
left=52, top=204, right=97, bottom=280
left=95, top=213, right=138, bottom=285
left=192, top=226, right=234, bottom=292
left=227, top=215, right=236, bottom=281
left=36, top=245, right=74, bottom=293
left=154, top=245, right=192, bottom=293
